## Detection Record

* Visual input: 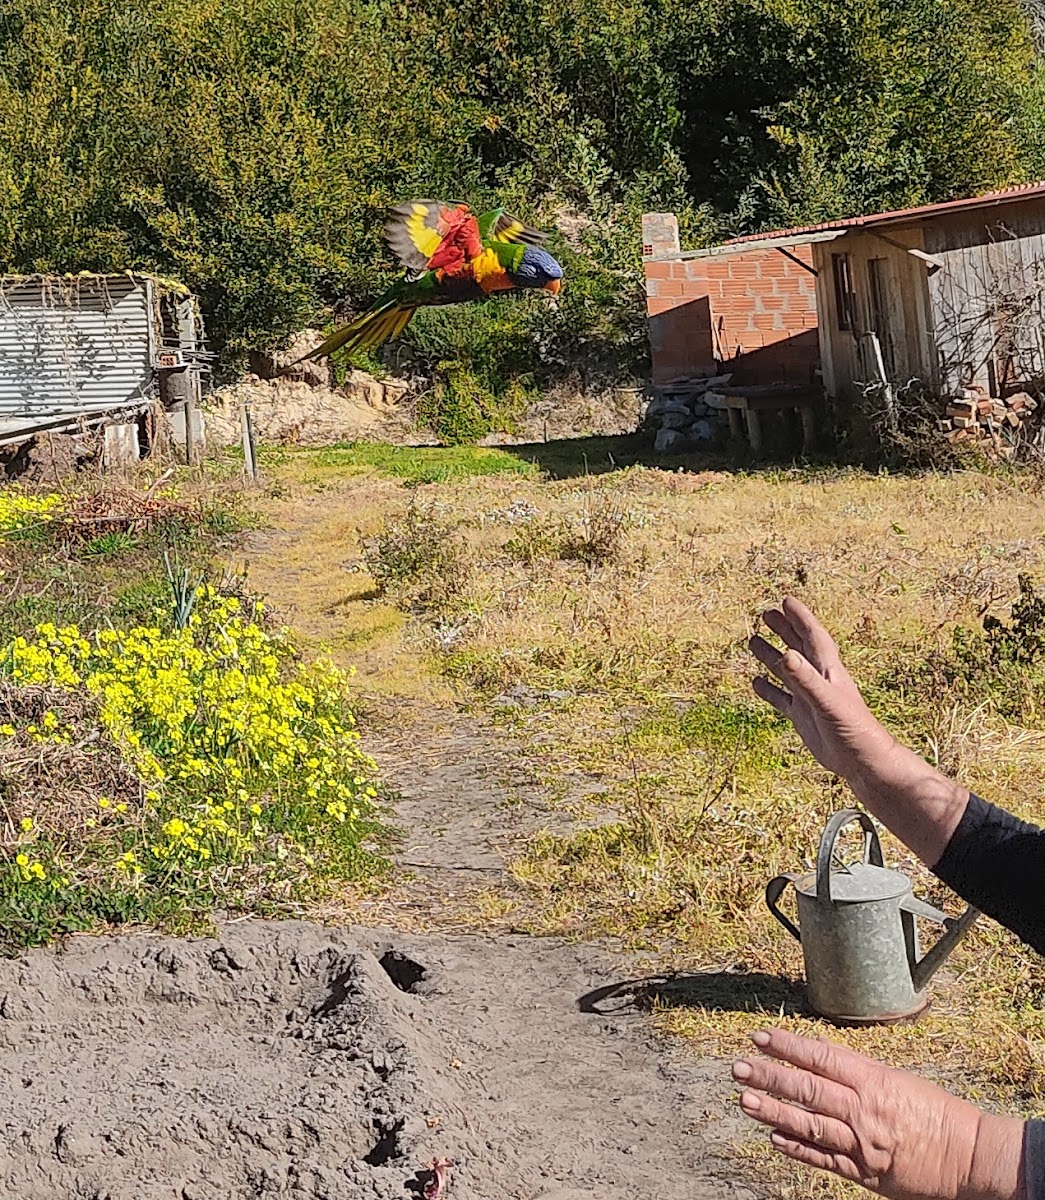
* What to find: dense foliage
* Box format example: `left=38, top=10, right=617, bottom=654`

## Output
left=1, top=0, right=1044, bottom=422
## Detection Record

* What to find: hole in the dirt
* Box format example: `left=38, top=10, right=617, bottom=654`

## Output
left=379, top=950, right=427, bottom=994
left=364, top=1118, right=404, bottom=1166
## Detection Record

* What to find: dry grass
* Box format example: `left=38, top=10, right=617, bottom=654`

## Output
left=241, top=445, right=1045, bottom=1193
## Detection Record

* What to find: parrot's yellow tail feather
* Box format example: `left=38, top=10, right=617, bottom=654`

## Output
left=282, top=304, right=416, bottom=370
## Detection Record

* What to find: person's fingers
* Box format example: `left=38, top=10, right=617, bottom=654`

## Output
left=748, top=634, right=788, bottom=677
left=781, top=596, right=844, bottom=670
left=737, top=1089, right=856, bottom=1155
left=748, top=640, right=838, bottom=710
left=732, top=1057, right=854, bottom=1120
left=752, top=675, right=792, bottom=714
left=768, top=1131, right=867, bottom=1187
left=750, top=1029, right=879, bottom=1083
left=762, top=607, right=805, bottom=653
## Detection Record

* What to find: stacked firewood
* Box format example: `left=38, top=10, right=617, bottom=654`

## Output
left=938, top=389, right=1039, bottom=450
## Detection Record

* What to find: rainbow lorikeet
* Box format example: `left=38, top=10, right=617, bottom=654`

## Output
left=294, top=200, right=563, bottom=365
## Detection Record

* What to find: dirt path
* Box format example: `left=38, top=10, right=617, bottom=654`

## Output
left=164, top=485, right=767, bottom=1199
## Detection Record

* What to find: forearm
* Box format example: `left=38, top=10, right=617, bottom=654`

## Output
left=838, top=722, right=970, bottom=870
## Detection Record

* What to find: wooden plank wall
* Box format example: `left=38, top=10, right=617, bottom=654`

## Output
left=924, top=198, right=1045, bottom=397
left=812, top=225, right=934, bottom=403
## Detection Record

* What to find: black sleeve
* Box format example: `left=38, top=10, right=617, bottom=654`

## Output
left=932, top=792, right=1045, bottom=957
left=1026, top=1121, right=1045, bottom=1200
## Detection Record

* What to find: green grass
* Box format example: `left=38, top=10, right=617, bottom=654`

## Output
left=259, top=441, right=542, bottom=486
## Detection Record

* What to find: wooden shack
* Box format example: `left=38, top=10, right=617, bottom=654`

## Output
left=643, top=184, right=1045, bottom=445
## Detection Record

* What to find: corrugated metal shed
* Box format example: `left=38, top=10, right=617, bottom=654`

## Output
left=0, top=273, right=164, bottom=444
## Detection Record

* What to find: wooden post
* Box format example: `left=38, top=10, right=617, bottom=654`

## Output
left=240, top=401, right=258, bottom=482
left=745, top=409, right=764, bottom=454
left=177, top=297, right=200, bottom=466
left=799, top=405, right=815, bottom=453
left=185, top=389, right=198, bottom=466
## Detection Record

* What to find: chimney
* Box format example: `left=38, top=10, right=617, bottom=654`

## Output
left=642, top=213, right=680, bottom=260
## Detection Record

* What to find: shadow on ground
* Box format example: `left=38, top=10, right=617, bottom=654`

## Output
left=500, top=432, right=842, bottom=481
left=577, top=969, right=807, bottom=1018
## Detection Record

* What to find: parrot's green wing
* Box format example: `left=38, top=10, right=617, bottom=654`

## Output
left=478, top=208, right=549, bottom=248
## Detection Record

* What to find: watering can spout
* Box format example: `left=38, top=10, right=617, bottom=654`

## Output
left=902, top=895, right=981, bottom=992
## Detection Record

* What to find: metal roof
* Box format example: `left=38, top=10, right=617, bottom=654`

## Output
left=0, top=275, right=157, bottom=443
left=668, top=181, right=1045, bottom=261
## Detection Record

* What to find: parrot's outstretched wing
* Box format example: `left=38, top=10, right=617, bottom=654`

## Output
left=383, top=200, right=474, bottom=273
left=480, top=208, right=549, bottom=248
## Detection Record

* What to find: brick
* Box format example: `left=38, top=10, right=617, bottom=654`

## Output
left=658, top=279, right=686, bottom=298
left=644, top=262, right=673, bottom=281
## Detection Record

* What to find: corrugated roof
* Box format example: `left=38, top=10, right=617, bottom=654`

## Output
left=0, top=275, right=156, bottom=441
left=0, top=271, right=190, bottom=295
left=677, top=181, right=1045, bottom=260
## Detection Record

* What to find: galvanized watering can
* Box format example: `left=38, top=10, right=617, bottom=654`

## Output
left=765, top=809, right=980, bottom=1025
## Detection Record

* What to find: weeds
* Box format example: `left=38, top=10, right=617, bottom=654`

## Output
left=249, top=442, right=1045, bottom=1136
left=0, top=584, right=385, bottom=952
left=363, top=501, right=467, bottom=612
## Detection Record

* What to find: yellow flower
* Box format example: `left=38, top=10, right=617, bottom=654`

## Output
left=14, top=853, right=28, bottom=867
left=19, top=817, right=32, bottom=832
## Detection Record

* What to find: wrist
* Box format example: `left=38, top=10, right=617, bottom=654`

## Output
left=842, top=734, right=970, bottom=866
left=963, top=1114, right=1026, bottom=1200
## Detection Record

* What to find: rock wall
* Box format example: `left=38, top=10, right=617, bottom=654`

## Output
left=203, top=373, right=414, bottom=447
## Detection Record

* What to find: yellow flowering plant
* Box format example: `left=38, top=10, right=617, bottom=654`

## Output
left=0, top=584, right=385, bottom=934
left=0, top=491, right=65, bottom=538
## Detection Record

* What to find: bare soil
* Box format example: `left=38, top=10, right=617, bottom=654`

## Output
left=0, top=915, right=757, bottom=1199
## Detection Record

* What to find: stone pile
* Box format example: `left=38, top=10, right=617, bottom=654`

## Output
left=645, top=374, right=733, bottom=453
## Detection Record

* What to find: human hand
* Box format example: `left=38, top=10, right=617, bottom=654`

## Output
left=732, top=1028, right=1025, bottom=1200
left=748, top=596, right=894, bottom=780
left=748, top=597, right=970, bottom=866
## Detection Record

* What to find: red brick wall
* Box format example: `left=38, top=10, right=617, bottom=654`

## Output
left=644, top=244, right=820, bottom=388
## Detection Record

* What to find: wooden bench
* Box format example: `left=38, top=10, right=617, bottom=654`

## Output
left=718, top=385, right=818, bottom=454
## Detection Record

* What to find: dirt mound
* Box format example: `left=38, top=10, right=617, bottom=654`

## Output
left=0, top=919, right=760, bottom=1199
left=0, top=921, right=451, bottom=1199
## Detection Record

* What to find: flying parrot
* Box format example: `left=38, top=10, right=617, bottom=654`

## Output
left=290, top=200, right=563, bottom=366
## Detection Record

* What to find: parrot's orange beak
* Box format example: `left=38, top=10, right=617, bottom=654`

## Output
left=544, top=278, right=561, bottom=296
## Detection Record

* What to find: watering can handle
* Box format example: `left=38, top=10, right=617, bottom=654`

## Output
left=901, top=897, right=982, bottom=991
left=765, top=873, right=802, bottom=942
left=816, top=809, right=884, bottom=904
